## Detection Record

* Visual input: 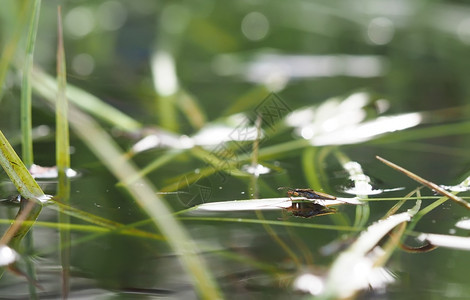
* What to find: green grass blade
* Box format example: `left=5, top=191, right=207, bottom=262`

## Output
left=0, top=131, right=45, bottom=255
left=31, top=67, right=142, bottom=132
left=20, top=0, right=41, bottom=167
left=157, top=94, right=179, bottom=131
left=65, top=104, right=222, bottom=299
left=45, top=201, right=164, bottom=240
left=179, top=216, right=358, bottom=231
left=55, top=7, right=71, bottom=298
left=55, top=5, right=69, bottom=175
left=0, top=131, right=45, bottom=282
left=176, top=90, right=207, bottom=129
left=0, top=1, right=29, bottom=101
left=376, top=156, right=470, bottom=209
left=0, top=218, right=162, bottom=240
left=18, top=2, right=42, bottom=296
left=0, top=130, right=45, bottom=200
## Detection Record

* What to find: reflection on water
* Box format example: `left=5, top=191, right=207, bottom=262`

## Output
left=285, top=92, right=424, bottom=146
left=2, top=0, right=470, bottom=298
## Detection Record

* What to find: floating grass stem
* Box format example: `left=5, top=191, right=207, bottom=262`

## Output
left=376, top=156, right=470, bottom=210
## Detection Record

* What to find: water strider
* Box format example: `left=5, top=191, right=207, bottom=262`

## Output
left=285, top=201, right=337, bottom=218
left=278, top=187, right=337, bottom=200
left=278, top=187, right=337, bottom=218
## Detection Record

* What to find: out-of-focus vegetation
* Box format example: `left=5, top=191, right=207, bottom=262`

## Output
left=1, top=0, right=470, bottom=299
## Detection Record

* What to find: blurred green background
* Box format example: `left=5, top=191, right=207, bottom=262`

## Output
left=2, top=0, right=470, bottom=299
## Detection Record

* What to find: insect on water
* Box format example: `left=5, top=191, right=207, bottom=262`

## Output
left=277, top=187, right=337, bottom=200
left=277, top=187, right=337, bottom=218
left=285, top=201, right=337, bottom=218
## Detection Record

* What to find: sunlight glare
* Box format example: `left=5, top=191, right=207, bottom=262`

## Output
left=151, top=51, right=179, bottom=96
left=0, top=246, right=18, bottom=266
left=196, top=198, right=291, bottom=211
left=312, top=112, right=422, bottom=146
left=293, top=273, right=324, bottom=295
left=418, top=233, right=470, bottom=250
left=242, top=164, right=271, bottom=176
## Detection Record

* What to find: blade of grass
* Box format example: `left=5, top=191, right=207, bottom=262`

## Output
left=65, top=104, right=222, bottom=299
left=20, top=0, right=41, bottom=167
left=0, top=218, right=162, bottom=239
left=176, top=90, right=206, bottom=129
left=251, top=115, right=301, bottom=268
left=190, top=146, right=248, bottom=177
left=55, top=6, right=69, bottom=177
left=302, top=147, right=327, bottom=191
left=0, top=131, right=45, bottom=281
left=408, top=175, right=470, bottom=231
left=31, top=66, right=141, bottom=132
left=46, top=200, right=164, bottom=240
left=383, top=187, right=422, bottom=218
left=376, top=155, right=470, bottom=210
left=118, top=149, right=184, bottom=187
left=0, top=1, right=29, bottom=101
left=20, top=1, right=42, bottom=297
left=179, top=216, right=359, bottom=231
left=55, top=7, right=71, bottom=298
left=0, top=131, right=45, bottom=201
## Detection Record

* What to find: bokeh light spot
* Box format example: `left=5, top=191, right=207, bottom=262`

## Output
left=241, top=11, right=270, bottom=41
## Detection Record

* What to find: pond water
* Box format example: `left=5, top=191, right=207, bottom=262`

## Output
left=1, top=0, right=470, bottom=299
